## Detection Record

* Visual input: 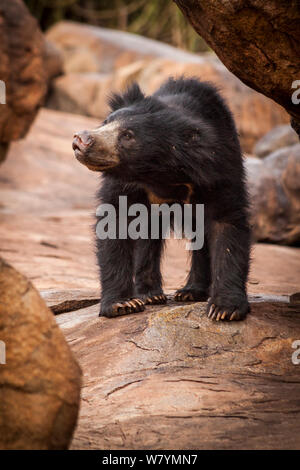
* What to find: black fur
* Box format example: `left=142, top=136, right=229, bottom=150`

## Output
left=95, top=77, right=251, bottom=320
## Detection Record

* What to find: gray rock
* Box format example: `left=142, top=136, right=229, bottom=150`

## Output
left=254, top=125, right=299, bottom=158
left=246, top=144, right=300, bottom=244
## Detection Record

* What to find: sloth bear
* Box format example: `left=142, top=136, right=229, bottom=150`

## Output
left=73, top=77, right=251, bottom=321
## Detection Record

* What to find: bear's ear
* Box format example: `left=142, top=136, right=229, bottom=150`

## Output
left=123, top=82, right=145, bottom=105
left=108, top=82, right=145, bottom=111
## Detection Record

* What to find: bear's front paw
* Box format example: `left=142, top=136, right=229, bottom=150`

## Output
left=100, top=298, right=145, bottom=318
left=206, top=296, right=249, bottom=321
left=175, top=287, right=209, bottom=302
left=138, top=293, right=167, bottom=305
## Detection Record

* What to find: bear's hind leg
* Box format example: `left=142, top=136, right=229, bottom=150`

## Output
left=134, top=238, right=167, bottom=305
left=207, top=220, right=250, bottom=321
left=175, top=240, right=210, bottom=302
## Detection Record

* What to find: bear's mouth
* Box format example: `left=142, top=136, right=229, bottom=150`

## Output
left=73, top=146, right=118, bottom=172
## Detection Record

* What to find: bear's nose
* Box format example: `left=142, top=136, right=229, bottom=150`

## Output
left=73, top=131, right=93, bottom=151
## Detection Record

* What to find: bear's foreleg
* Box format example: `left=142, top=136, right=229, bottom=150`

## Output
left=97, top=236, right=145, bottom=317
left=207, top=220, right=250, bottom=321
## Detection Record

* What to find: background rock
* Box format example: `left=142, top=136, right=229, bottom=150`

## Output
left=46, top=21, right=289, bottom=153
left=44, top=39, right=64, bottom=82
left=175, top=0, right=300, bottom=136
left=0, top=258, right=81, bottom=450
left=46, top=20, right=212, bottom=74
left=254, top=125, right=299, bottom=158
left=0, top=0, right=62, bottom=158
left=246, top=144, right=300, bottom=244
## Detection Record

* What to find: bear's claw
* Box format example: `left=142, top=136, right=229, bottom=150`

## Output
left=110, top=298, right=145, bottom=316
left=174, top=288, right=209, bottom=302
left=175, top=292, right=194, bottom=301
left=206, top=298, right=249, bottom=321
left=144, top=294, right=167, bottom=305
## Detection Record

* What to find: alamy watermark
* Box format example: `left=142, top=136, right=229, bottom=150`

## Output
left=292, top=340, right=300, bottom=365
left=0, top=80, right=6, bottom=104
left=0, top=340, right=6, bottom=365
left=96, top=196, right=204, bottom=250
left=291, top=80, right=300, bottom=105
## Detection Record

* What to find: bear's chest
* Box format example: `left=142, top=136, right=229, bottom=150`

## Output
left=145, top=183, right=194, bottom=205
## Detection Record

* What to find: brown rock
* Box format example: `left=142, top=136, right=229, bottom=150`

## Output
left=0, top=258, right=81, bottom=450
left=175, top=0, right=300, bottom=135
left=246, top=144, right=300, bottom=244
left=46, top=21, right=210, bottom=74
left=57, top=298, right=300, bottom=450
left=0, top=0, right=62, bottom=155
left=48, top=73, right=101, bottom=117
left=254, top=125, right=299, bottom=158
left=0, top=0, right=46, bottom=143
left=47, top=61, right=150, bottom=120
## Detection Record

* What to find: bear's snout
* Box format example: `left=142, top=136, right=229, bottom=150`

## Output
left=73, top=131, right=94, bottom=153
left=73, top=124, right=120, bottom=172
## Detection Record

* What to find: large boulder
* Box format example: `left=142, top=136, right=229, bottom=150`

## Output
left=0, top=0, right=62, bottom=160
left=46, top=21, right=289, bottom=152
left=246, top=144, right=300, bottom=244
left=174, top=0, right=300, bottom=136
left=0, top=258, right=81, bottom=450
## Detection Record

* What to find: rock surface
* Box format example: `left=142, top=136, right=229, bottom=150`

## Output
left=0, top=0, right=62, bottom=154
left=246, top=145, right=300, bottom=244
left=46, top=21, right=289, bottom=152
left=57, top=298, right=300, bottom=450
left=1, top=108, right=300, bottom=449
left=175, top=0, right=300, bottom=135
left=254, top=125, right=299, bottom=158
left=0, top=258, right=81, bottom=450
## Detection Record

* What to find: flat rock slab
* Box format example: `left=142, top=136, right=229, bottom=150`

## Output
left=40, top=289, right=100, bottom=314
left=57, top=298, right=300, bottom=450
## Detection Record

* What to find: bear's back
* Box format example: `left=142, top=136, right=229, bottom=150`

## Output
left=153, top=77, right=237, bottom=137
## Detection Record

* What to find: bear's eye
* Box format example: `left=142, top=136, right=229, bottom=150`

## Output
left=192, top=132, right=201, bottom=141
left=121, top=130, right=134, bottom=141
